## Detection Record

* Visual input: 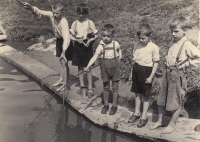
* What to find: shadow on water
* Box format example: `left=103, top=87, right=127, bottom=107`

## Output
left=0, top=42, right=162, bottom=142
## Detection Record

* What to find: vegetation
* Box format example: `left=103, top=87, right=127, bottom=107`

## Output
left=0, top=0, right=199, bottom=109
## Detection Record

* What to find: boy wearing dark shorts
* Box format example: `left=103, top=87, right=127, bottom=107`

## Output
left=128, top=24, right=160, bottom=128
left=21, top=2, right=72, bottom=91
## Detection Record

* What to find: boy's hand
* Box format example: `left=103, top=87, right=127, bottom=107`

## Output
left=21, top=2, right=31, bottom=9
left=145, top=77, right=153, bottom=84
left=76, top=39, right=83, bottom=44
left=180, top=88, right=186, bottom=103
left=85, top=40, right=91, bottom=47
left=84, top=67, right=90, bottom=72
left=60, top=51, right=67, bottom=63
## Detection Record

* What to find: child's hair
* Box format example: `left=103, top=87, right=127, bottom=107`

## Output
left=76, top=3, right=88, bottom=15
left=137, top=24, right=152, bottom=37
left=169, top=16, right=188, bottom=31
left=102, top=24, right=115, bottom=35
left=52, top=2, right=65, bottom=11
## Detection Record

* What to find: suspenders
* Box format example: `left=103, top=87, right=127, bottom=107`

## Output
left=74, top=20, right=91, bottom=38
left=101, top=42, right=117, bottom=73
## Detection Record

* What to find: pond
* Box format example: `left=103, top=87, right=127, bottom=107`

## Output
left=0, top=41, right=154, bottom=142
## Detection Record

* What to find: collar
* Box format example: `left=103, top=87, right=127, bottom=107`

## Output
left=174, top=36, right=188, bottom=45
left=100, top=40, right=114, bottom=46
left=77, top=18, right=88, bottom=23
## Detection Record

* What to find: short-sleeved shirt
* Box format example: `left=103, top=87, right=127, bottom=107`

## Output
left=132, top=41, right=160, bottom=67
left=70, top=19, right=98, bottom=40
left=95, top=40, right=120, bottom=59
left=167, top=36, right=200, bottom=68
left=32, top=6, right=70, bottom=50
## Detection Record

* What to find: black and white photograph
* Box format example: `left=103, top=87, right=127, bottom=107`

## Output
left=0, top=0, right=200, bottom=141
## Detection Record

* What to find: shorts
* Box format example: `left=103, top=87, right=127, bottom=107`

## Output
left=72, top=41, right=94, bottom=67
left=99, top=58, right=121, bottom=82
left=159, top=68, right=187, bottom=111
left=130, top=63, right=152, bottom=101
left=56, top=38, right=73, bottom=60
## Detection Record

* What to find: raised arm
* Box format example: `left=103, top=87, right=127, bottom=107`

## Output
left=21, top=2, right=52, bottom=18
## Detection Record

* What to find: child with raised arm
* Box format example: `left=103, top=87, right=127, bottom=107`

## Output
left=150, top=16, right=200, bottom=134
left=84, top=24, right=122, bottom=115
left=128, top=24, right=160, bottom=128
left=21, top=2, right=72, bottom=91
left=70, top=3, right=98, bottom=98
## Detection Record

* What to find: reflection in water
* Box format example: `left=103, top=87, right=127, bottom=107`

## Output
left=0, top=55, right=153, bottom=142
left=55, top=106, right=92, bottom=142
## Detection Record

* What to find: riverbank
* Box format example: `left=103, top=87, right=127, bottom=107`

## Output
left=0, top=44, right=200, bottom=142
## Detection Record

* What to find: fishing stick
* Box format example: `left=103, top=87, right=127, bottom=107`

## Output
left=23, top=53, right=132, bottom=132
left=23, top=63, right=100, bottom=133
left=16, top=0, right=24, bottom=5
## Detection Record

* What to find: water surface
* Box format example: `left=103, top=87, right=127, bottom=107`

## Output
left=0, top=56, right=153, bottom=142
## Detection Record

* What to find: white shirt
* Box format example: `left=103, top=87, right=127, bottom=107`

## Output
left=32, top=6, right=70, bottom=50
left=95, top=40, right=120, bottom=59
left=167, top=36, right=200, bottom=67
left=70, top=19, right=98, bottom=40
left=132, top=41, right=160, bottom=67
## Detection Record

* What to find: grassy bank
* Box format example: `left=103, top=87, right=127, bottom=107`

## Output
left=0, top=0, right=199, bottom=98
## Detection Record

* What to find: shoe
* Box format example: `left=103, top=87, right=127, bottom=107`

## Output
left=101, top=105, right=109, bottom=114
left=128, top=114, right=140, bottom=123
left=87, top=89, right=94, bottom=98
left=137, top=119, right=148, bottom=128
left=109, top=106, right=118, bottom=115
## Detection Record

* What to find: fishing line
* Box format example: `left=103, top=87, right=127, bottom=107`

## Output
left=23, top=62, right=100, bottom=133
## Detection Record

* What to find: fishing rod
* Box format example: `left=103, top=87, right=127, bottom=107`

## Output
left=16, top=0, right=23, bottom=6
left=23, top=62, right=100, bottom=133
left=23, top=52, right=133, bottom=133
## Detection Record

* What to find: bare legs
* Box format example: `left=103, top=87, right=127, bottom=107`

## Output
left=134, top=95, right=149, bottom=119
left=150, top=105, right=165, bottom=130
left=78, top=66, right=93, bottom=95
left=161, top=108, right=181, bottom=134
left=53, top=59, right=69, bottom=92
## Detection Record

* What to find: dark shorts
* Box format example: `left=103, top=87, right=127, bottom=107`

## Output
left=100, top=58, right=121, bottom=82
left=130, top=63, right=152, bottom=99
left=56, top=38, right=73, bottom=60
left=72, top=41, right=94, bottom=67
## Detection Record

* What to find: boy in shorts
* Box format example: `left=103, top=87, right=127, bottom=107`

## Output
left=21, top=2, right=72, bottom=91
left=128, top=24, right=160, bottom=128
left=84, top=24, right=122, bottom=115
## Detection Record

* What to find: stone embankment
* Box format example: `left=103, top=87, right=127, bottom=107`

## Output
left=0, top=43, right=200, bottom=142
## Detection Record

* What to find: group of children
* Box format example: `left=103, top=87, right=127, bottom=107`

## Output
left=20, top=2, right=200, bottom=134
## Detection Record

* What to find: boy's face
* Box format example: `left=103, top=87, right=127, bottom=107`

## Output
left=52, top=8, right=62, bottom=19
left=78, top=13, right=87, bottom=22
left=170, top=25, right=186, bottom=42
left=138, top=34, right=150, bottom=46
left=102, top=31, right=113, bottom=44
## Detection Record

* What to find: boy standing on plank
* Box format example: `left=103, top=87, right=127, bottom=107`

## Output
left=21, top=2, right=72, bottom=91
left=151, top=16, right=200, bottom=134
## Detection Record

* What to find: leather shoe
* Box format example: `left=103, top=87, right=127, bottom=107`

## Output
left=109, top=106, right=117, bottom=115
left=128, top=114, right=140, bottom=123
left=101, top=105, right=109, bottom=114
left=137, top=119, right=148, bottom=128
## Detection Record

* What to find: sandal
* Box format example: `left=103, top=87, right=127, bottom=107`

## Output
left=87, top=89, right=94, bottom=98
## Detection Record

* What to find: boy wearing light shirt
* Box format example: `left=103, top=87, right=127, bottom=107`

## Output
left=21, top=2, right=72, bottom=91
